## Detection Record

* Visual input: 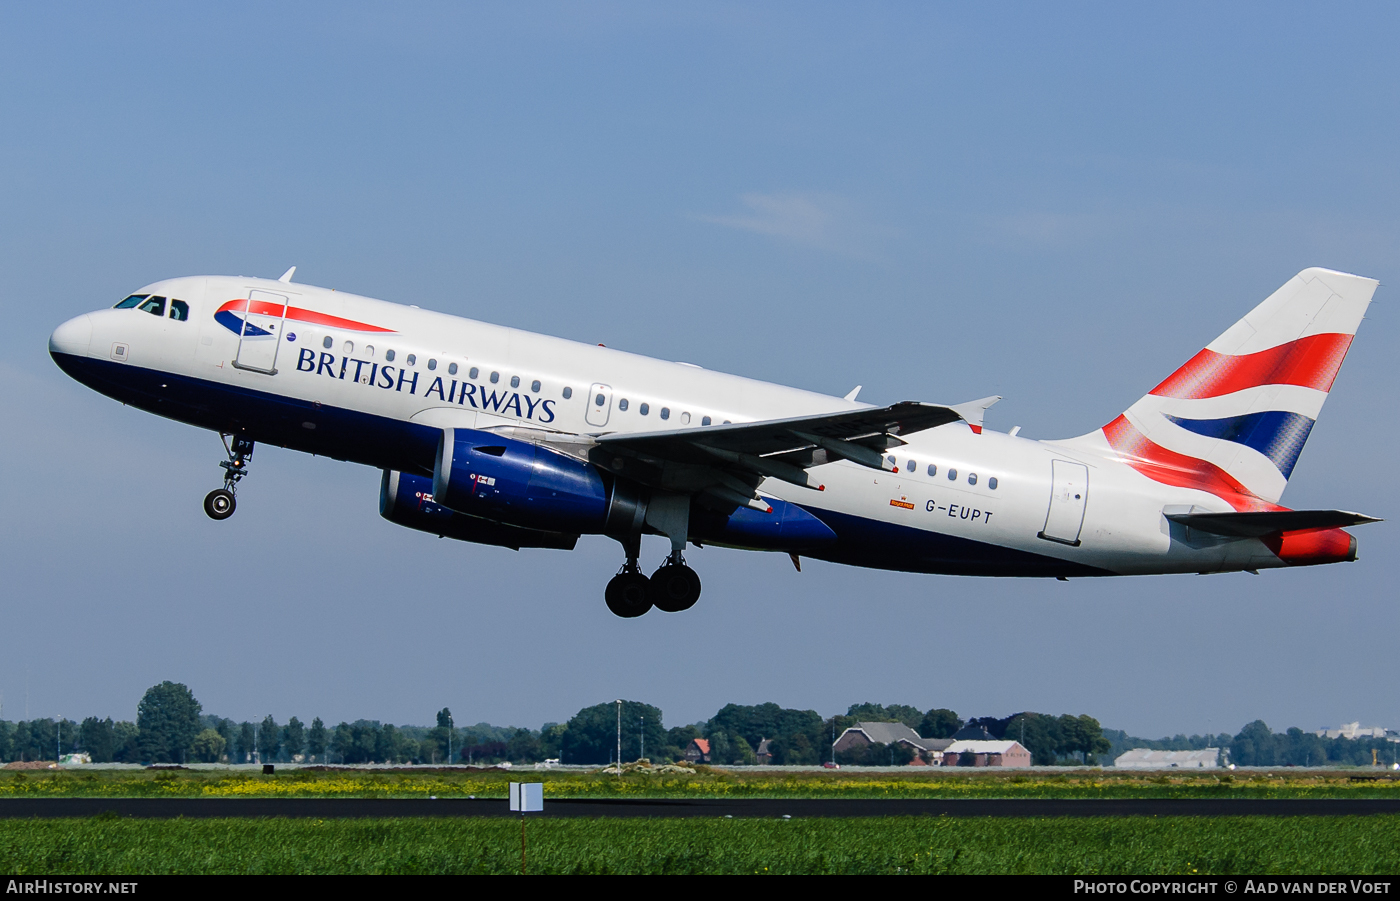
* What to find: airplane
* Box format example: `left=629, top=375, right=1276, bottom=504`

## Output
left=49, top=266, right=1381, bottom=617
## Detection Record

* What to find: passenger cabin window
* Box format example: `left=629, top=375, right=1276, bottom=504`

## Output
left=531, top=380, right=541, bottom=393
left=618, top=399, right=629, bottom=411
left=510, top=375, right=520, bottom=388
left=660, top=407, right=670, bottom=420
left=365, top=345, right=375, bottom=357
left=968, top=473, right=978, bottom=486
left=681, top=412, right=691, bottom=425
left=114, top=294, right=147, bottom=309
left=927, top=463, right=937, bottom=477
left=168, top=300, right=189, bottom=321
left=137, top=296, right=166, bottom=317
left=948, top=468, right=958, bottom=481
left=322, top=336, right=333, bottom=349
left=385, top=349, right=396, bottom=362
left=908, top=460, right=916, bottom=472
left=343, top=341, right=354, bottom=354
left=562, top=386, right=572, bottom=399
left=988, top=477, right=998, bottom=490
left=406, top=354, right=416, bottom=366
left=470, top=367, right=479, bottom=379
left=639, top=403, right=649, bottom=415
left=448, top=362, right=458, bottom=375
left=428, top=359, right=437, bottom=371
left=702, top=416, right=711, bottom=426
left=490, top=371, right=500, bottom=384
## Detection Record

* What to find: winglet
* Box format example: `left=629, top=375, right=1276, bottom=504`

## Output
left=278, top=266, right=297, bottom=283
left=950, top=395, right=1001, bottom=434
left=844, top=385, right=862, bottom=401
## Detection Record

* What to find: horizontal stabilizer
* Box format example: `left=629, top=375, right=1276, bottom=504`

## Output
left=1165, top=508, right=1381, bottom=538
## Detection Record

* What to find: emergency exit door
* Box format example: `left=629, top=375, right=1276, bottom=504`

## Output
left=585, top=383, right=613, bottom=427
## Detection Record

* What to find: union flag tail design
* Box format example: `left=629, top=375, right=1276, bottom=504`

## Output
left=1097, top=268, right=1377, bottom=508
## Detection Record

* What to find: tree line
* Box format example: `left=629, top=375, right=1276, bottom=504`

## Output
left=1, top=682, right=1390, bottom=768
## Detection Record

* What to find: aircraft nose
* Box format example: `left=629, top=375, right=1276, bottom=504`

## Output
left=49, top=314, right=93, bottom=357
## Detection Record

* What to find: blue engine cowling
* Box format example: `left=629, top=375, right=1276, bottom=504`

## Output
left=432, top=428, right=645, bottom=536
left=380, top=470, right=579, bottom=550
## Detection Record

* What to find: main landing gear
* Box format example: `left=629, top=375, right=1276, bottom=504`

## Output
left=204, top=434, right=253, bottom=521
left=604, top=541, right=702, bottom=618
left=649, top=551, right=701, bottom=613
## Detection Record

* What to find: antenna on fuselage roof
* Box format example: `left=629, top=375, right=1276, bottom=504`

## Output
left=844, top=385, right=862, bottom=401
left=278, top=266, right=296, bottom=283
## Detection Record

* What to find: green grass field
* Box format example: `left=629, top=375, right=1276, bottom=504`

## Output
left=3, top=815, right=1397, bottom=875
left=2, top=765, right=1398, bottom=799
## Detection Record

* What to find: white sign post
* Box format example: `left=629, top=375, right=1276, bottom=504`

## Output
left=509, top=782, right=544, bottom=873
left=509, top=782, right=544, bottom=812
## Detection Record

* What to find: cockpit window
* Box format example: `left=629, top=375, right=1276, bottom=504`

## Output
left=137, top=296, right=166, bottom=317
left=169, top=300, right=189, bottom=321
left=114, top=294, right=147, bottom=309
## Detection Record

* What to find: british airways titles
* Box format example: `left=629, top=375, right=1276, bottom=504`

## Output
left=293, top=346, right=558, bottom=423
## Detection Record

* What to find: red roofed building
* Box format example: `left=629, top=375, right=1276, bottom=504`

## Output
left=685, top=738, right=711, bottom=764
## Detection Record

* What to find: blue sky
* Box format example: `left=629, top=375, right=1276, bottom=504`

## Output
left=2, top=3, right=1397, bottom=738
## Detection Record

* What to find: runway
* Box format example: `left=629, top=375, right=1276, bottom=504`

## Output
left=3, top=797, right=1399, bottom=819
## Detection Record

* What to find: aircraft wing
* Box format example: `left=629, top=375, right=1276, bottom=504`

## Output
left=587, top=397, right=999, bottom=506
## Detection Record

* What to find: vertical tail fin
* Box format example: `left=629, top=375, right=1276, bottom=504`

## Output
left=1090, top=268, right=1377, bottom=507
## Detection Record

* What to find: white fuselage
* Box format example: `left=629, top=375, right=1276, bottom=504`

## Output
left=48, top=274, right=1335, bottom=578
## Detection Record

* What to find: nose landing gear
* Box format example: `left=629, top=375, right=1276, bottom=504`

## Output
left=204, top=434, right=253, bottom=521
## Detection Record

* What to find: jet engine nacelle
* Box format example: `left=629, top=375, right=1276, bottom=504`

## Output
left=433, top=428, right=646, bottom=536
left=380, top=470, right=578, bottom=550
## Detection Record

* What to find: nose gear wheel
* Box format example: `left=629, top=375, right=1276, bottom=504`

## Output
left=204, top=488, right=236, bottom=520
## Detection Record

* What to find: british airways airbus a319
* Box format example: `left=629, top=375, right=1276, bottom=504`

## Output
left=49, top=266, right=1380, bottom=617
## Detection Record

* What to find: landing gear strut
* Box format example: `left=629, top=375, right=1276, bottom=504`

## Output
left=204, top=434, right=253, bottom=521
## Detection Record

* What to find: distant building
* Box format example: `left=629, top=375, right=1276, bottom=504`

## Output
left=1114, top=748, right=1220, bottom=769
left=1314, top=722, right=1396, bottom=741
left=950, top=723, right=999, bottom=741
left=942, top=740, right=1032, bottom=768
left=684, top=738, right=711, bottom=764
left=834, top=722, right=954, bottom=765
left=755, top=738, right=773, bottom=765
